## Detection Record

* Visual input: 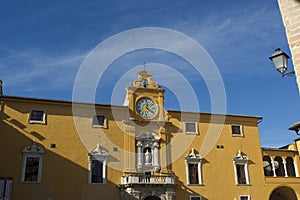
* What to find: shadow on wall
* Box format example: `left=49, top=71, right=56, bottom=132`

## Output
left=174, top=174, right=208, bottom=200
left=0, top=113, right=120, bottom=200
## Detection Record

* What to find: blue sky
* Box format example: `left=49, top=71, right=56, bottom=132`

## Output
left=0, top=0, right=299, bottom=147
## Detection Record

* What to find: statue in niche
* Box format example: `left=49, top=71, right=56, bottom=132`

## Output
left=144, top=149, right=152, bottom=164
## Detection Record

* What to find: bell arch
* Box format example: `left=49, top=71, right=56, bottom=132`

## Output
left=263, top=155, right=274, bottom=176
left=269, top=186, right=297, bottom=200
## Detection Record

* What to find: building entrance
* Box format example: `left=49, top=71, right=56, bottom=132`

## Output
left=269, top=186, right=297, bottom=200
left=144, top=195, right=161, bottom=200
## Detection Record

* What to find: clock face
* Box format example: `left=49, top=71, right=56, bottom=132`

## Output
left=136, top=97, right=157, bottom=119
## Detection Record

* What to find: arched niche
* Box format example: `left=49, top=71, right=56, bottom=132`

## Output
left=136, top=132, right=161, bottom=172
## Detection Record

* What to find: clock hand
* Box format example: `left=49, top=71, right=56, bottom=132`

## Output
left=143, top=104, right=149, bottom=112
left=146, top=105, right=155, bottom=114
left=149, top=109, right=154, bottom=113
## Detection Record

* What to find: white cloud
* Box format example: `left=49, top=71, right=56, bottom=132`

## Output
left=0, top=48, right=87, bottom=96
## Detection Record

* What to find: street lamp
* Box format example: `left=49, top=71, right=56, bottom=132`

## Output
left=289, top=122, right=300, bottom=136
left=269, top=48, right=299, bottom=136
left=269, top=48, right=295, bottom=77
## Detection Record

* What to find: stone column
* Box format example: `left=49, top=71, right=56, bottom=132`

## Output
left=294, top=160, right=299, bottom=177
left=270, top=156, right=277, bottom=177
left=153, top=142, right=160, bottom=171
left=283, top=158, right=288, bottom=177
left=123, top=121, right=136, bottom=171
left=136, top=141, right=143, bottom=171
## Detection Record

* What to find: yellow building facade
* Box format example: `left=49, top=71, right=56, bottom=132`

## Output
left=0, top=70, right=300, bottom=200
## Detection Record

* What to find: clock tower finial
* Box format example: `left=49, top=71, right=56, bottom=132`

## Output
left=125, top=68, right=166, bottom=121
left=130, top=69, right=158, bottom=89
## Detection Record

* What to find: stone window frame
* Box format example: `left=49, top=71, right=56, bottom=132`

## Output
left=88, top=144, right=108, bottom=184
left=231, top=124, right=243, bottom=137
left=239, top=195, right=250, bottom=200
left=190, top=195, right=202, bottom=200
left=185, top=122, right=198, bottom=135
left=0, top=177, right=12, bottom=199
left=21, top=141, right=44, bottom=183
left=28, top=109, right=46, bottom=124
left=232, top=150, right=250, bottom=185
left=185, top=148, right=203, bottom=185
left=92, top=114, right=107, bottom=128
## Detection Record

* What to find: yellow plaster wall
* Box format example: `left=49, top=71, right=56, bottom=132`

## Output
left=1, top=97, right=300, bottom=199
left=167, top=112, right=268, bottom=199
left=0, top=98, right=123, bottom=199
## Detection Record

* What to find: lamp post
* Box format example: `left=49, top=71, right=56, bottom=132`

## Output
left=269, top=48, right=299, bottom=136
left=269, top=48, right=295, bottom=77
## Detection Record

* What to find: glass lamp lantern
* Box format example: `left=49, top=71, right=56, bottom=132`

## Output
left=269, top=48, right=290, bottom=75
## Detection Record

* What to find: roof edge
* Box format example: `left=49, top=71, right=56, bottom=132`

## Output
left=0, top=95, right=262, bottom=119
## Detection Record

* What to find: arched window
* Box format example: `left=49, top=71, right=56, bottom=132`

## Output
left=286, top=157, right=296, bottom=177
left=263, top=156, right=274, bottom=176
left=274, top=156, right=285, bottom=177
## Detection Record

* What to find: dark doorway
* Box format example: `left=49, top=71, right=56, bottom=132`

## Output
left=144, top=195, right=161, bottom=200
left=269, top=186, right=297, bottom=200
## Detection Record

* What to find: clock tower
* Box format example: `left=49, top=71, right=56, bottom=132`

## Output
left=120, top=69, right=175, bottom=199
left=122, top=69, right=170, bottom=172
left=125, top=69, right=165, bottom=122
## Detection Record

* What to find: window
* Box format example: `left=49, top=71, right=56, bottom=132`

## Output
left=233, top=150, right=249, bottom=185
left=231, top=124, right=243, bottom=136
left=188, top=164, right=199, bottom=184
left=240, top=195, right=250, bottom=200
left=29, top=109, right=46, bottom=124
left=88, top=144, right=108, bottom=184
left=91, top=160, right=103, bottom=183
left=185, top=122, right=198, bottom=134
left=236, top=165, right=246, bottom=184
left=185, top=148, right=202, bottom=185
left=92, top=115, right=107, bottom=128
left=0, top=177, right=12, bottom=200
left=190, top=196, right=202, bottom=200
left=21, top=141, right=44, bottom=183
left=24, top=157, right=40, bottom=181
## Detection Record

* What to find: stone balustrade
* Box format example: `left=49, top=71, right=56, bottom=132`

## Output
left=121, top=175, right=175, bottom=185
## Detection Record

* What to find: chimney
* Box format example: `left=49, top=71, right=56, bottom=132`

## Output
left=0, top=80, right=2, bottom=96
